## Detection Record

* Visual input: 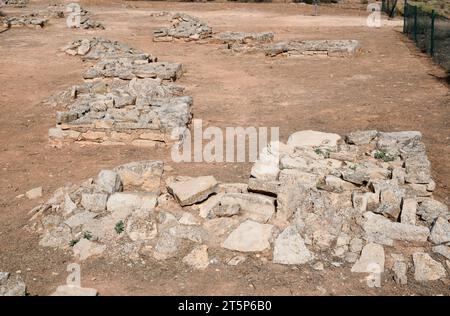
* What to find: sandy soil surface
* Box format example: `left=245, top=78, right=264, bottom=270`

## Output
left=0, top=1, right=448, bottom=295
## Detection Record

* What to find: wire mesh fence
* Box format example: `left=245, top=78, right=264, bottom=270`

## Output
left=404, top=1, right=450, bottom=71
left=382, top=0, right=398, bottom=18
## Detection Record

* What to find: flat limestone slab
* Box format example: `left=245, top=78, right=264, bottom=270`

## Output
left=222, top=220, right=273, bottom=252
left=413, top=252, right=447, bottom=281
left=351, top=243, right=385, bottom=273
left=51, top=285, right=98, bottom=296
left=211, top=31, right=274, bottom=44
left=273, top=226, right=313, bottom=265
left=167, top=176, right=218, bottom=206
left=363, top=212, right=430, bottom=246
left=287, top=130, right=341, bottom=149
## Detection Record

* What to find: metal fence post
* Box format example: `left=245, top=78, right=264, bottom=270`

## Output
left=430, top=10, right=435, bottom=56
left=403, top=0, right=407, bottom=33
left=413, top=5, right=418, bottom=43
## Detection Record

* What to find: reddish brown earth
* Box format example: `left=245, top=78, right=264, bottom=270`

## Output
left=0, top=1, right=448, bottom=295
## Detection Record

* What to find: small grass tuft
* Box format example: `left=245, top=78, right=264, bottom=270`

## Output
left=69, top=239, right=79, bottom=247
left=314, top=148, right=330, bottom=158
left=374, top=150, right=395, bottom=162
left=83, top=231, right=93, bottom=240
left=115, top=221, right=125, bottom=234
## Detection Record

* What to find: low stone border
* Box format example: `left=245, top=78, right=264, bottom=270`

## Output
left=28, top=130, right=449, bottom=284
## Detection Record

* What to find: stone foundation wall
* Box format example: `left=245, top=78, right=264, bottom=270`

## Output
left=47, top=38, right=192, bottom=147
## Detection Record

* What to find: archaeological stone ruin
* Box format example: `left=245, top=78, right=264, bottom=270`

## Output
left=210, top=31, right=275, bottom=45
left=151, top=12, right=360, bottom=58
left=1, top=3, right=448, bottom=297
left=0, top=3, right=103, bottom=30
left=63, top=38, right=182, bottom=81
left=1, top=12, right=48, bottom=29
left=0, top=4, right=62, bottom=30
left=153, top=12, right=212, bottom=42
left=28, top=130, right=449, bottom=284
left=2, top=0, right=28, bottom=7
left=261, top=39, right=360, bottom=57
left=48, top=38, right=190, bottom=147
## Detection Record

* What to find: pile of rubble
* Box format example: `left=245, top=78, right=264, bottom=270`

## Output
left=0, top=272, right=26, bottom=296
left=47, top=38, right=189, bottom=146
left=223, top=39, right=361, bottom=57
left=1, top=13, right=48, bottom=28
left=153, top=12, right=212, bottom=42
left=28, top=130, right=449, bottom=284
left=62, top=38, right=182, bottom=81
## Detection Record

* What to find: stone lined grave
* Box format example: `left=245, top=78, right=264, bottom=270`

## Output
left=210, top=31, right=275, bottom=44
left=1, top=13, right=48, bottom=28
left=63, top=38, right=182, bottom=81
left=3, top=0, right=28, bottom=7
left=223, top=39, right=361, bottom=57
left=48, top=38, right=190, bottom=147
left=151, top=13, right=360, bottom=58
left=153, top=12, right=212, bottom=42
left=152, top=12, right=274, bottom=46
left=0, top=4, right=66, bottom=30
left=28, top=130, right=449, bottom=284
left=264, top=39, right=361, bottom=57
left=0, top=3, right=104, bottom=30
left=48, top=78, right=191, bottom=147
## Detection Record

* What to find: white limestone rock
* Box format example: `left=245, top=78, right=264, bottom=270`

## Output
left=413, top=252, right=446, bottom=281
left=167, top=176, right=218, bottom=206
left=222, top=220, right=274, bottom=252
left=273, top=226, right=313, bottom=265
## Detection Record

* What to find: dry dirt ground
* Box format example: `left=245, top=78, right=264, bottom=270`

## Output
left=0, top=1, right=449, bottom=296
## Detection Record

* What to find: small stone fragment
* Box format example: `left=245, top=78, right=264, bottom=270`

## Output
left=222, top=220, right=273, bottom=252
left=351, top=243, right=385, bottom=273
left=273, top=226, right=313, bottom=265
left=429, top=217, right=450, bottom=245
left=26, top=187, right=42, bottom=200
left=51, top=285, right=98, bottom=296
left=182, top=245, right=209, bottom=270
left=413, top=252, right=446, bottom=281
